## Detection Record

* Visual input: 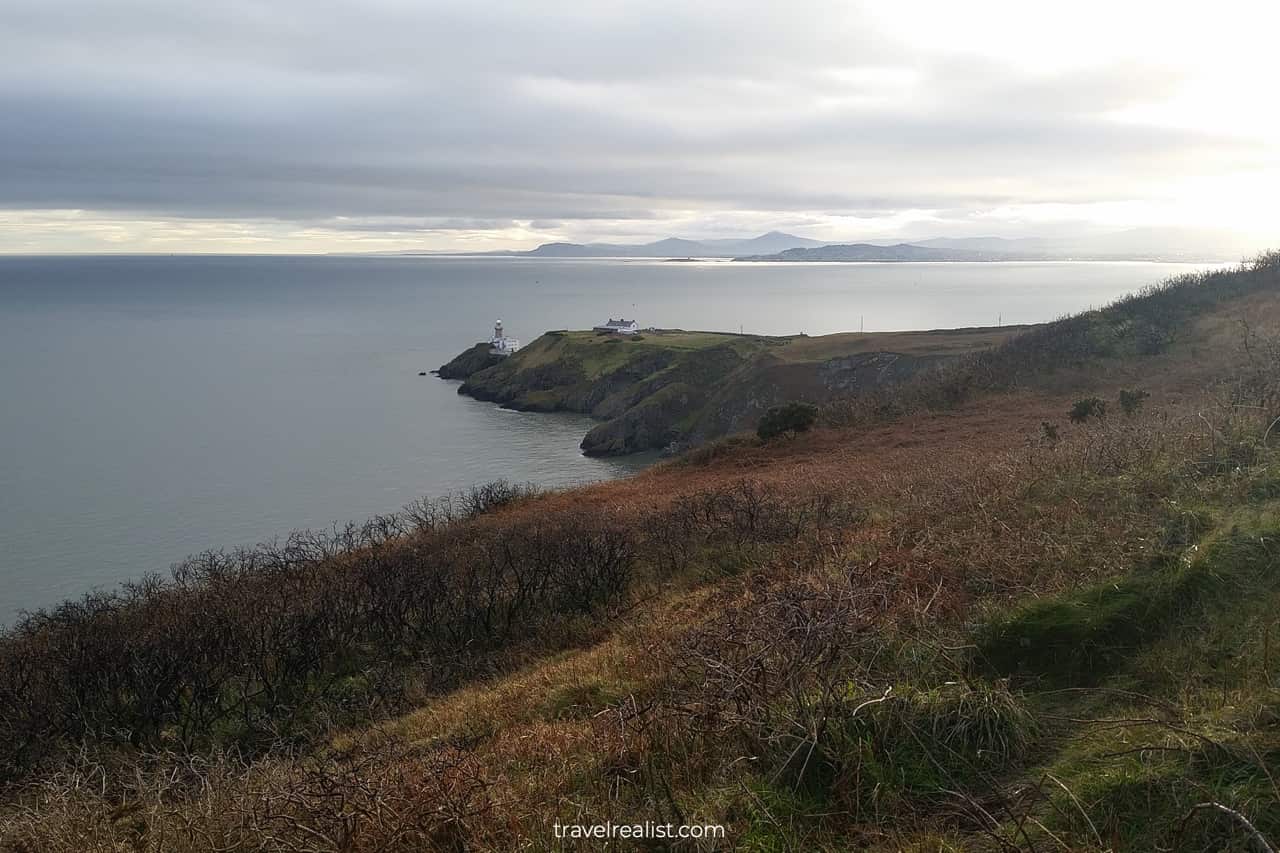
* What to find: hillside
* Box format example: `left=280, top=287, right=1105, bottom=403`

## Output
left=438, top=325, right=1020, bottom=455
left=3, top=254, right=1280, bottom=852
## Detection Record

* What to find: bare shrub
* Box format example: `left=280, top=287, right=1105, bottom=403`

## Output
left=0, top=742, right=493, bottom=853
left=0, top=484, right=626, bottom=784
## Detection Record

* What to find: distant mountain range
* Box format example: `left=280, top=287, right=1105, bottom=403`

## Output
left=736, top=242, right=981, bottom=262
left=468, top=227, right=1256, bottom=262
left=513, top=231, right=825, bottom=258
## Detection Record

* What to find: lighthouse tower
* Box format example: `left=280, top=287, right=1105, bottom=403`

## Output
left=489, top=318, right=521, bottom=356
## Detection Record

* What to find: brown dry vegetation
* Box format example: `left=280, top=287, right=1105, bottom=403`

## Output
left=3, top=255, right=1280, bottom=851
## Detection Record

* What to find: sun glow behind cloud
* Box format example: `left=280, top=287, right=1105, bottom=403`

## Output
left=0, top=0, right=1276, bottom=253
left=874, top=0, right=1280, bottom=241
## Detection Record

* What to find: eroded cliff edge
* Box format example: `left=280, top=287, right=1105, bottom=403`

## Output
left=438, top=327, right=1022, bottom=456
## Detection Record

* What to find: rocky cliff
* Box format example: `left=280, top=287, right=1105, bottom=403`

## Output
left=433, top=343, right=504, bottom=380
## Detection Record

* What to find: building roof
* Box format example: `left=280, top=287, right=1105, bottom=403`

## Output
left=597, top=318, right=637, bottom=327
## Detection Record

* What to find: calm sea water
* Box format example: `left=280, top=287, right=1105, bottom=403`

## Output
left=0, top=255, right=1218, bottom=620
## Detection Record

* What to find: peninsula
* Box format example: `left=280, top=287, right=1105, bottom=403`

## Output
left=438, top=324, right=1022, bottom=455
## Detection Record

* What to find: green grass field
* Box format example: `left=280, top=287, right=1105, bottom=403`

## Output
left=545, top=324, right=1024, bottom=374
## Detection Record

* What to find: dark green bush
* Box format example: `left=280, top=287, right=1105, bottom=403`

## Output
left=1119, top=388, right=1150, bottom=416
left=758, top=402, right=818, bottom=441
left=1069, top=397, right=1107, bottom=423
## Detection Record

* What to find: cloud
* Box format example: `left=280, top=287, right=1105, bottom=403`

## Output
left=1, top=0, right=1277, bottom=250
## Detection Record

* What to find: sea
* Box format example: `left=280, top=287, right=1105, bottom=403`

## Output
left=0, top=255, right=1223, bottom=621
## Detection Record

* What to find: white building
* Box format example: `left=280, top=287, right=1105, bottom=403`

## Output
left=593, top=318, right=640, bottom=335
left=489, top=319, right=521, bottom=355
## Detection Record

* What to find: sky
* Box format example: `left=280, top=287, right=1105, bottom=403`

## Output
left=1, top=0, right=1278, bottom=254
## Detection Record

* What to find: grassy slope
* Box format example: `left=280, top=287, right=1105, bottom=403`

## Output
left=4, top=257, right=1280, bottom=851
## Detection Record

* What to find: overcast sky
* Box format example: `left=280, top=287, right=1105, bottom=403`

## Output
left=1, top=0, right=1277, bottom=253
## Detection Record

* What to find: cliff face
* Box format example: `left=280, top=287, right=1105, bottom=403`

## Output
left=434, top=343, right=504, bottom=379
left=438, top=327, right=1016, bottom=455
left=443, top=332, right=737, bottom=454
left=682, top=350, right=947, bottom=447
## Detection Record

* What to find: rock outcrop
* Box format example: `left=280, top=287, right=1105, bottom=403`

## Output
left=434, top=343, right=504, bottom=380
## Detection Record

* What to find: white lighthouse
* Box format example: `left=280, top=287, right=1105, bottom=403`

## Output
left=489, top=319, right=521, bottom=356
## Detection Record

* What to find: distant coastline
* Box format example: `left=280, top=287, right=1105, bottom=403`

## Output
left=374, top=229, right=1247, bottom=263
